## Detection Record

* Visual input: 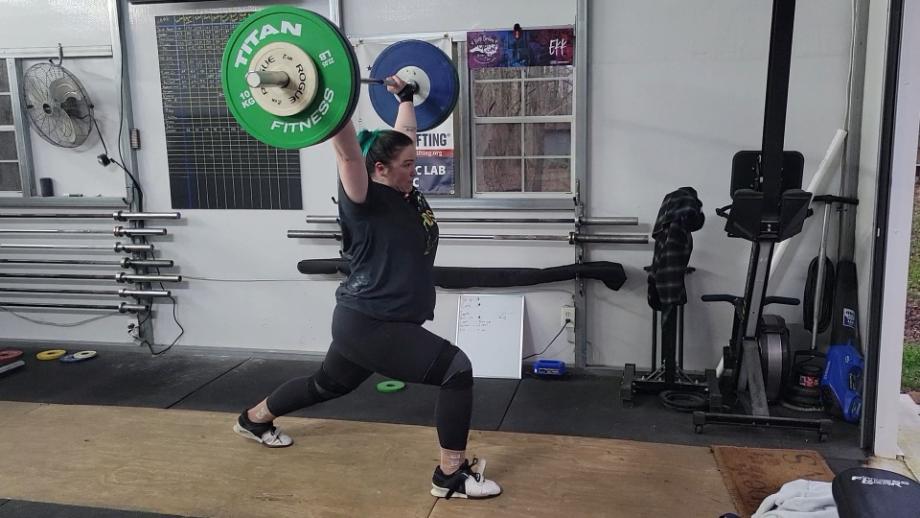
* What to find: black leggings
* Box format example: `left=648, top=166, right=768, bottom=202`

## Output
left=264, top=304, right=474, bottom=450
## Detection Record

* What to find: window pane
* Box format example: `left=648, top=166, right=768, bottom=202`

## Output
left=0, top=162, right=21, bottom=191
left=525, top=159, right=570, bottom=192
left=524, top=123, right=571, bottom=156
left=472, top=67, right=521, bottom=80
left=0, top=95, right=12, bottom=125
left=473, top=81, right=521, bottom=117
left=476, top=159, right=521, bottom=192
left=0, top=131, right=17, bottom=160
left=525, top=65, right=574, bottom=79
left=0, top=60, right=8, bottom=92
left=525, top=79, right=573, bottom=116
left=475, top=123, right=520, bottom=157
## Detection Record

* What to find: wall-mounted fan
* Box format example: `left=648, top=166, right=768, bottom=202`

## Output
left=22, top=62, right=94, bottom=148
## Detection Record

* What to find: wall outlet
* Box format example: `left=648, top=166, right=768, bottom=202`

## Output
left=561, top=305, right=575, bottom=328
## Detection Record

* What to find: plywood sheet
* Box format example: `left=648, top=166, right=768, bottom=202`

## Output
left=0, top=404, right=736, bottom=518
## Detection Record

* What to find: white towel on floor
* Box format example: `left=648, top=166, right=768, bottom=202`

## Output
left=752, top=479, right=839, bottom=518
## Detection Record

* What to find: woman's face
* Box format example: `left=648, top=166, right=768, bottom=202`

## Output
left=375, top=145, right=416, bottom=193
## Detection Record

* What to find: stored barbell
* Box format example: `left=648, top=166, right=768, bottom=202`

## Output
left=221, top=6, right=459, bottom=149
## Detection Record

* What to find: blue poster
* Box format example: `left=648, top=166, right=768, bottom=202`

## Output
left=415, top=149, right=454, bottom=195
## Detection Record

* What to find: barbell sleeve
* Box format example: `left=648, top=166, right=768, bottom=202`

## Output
left=304, top=216, right=339, bottom=224
left=581, top=217, right=640, bottom=226
left=113, top=226, right=167, bottom=237
left=571, top=233, right=649, bottom=244
left=114, top=243, right=154, bottom=253
left=246, top=70, right=290, bottom=88
left=360, top=77, right=397, bottom=86
left=116, top=273, right=182, bottom=283
left=113, top=211, right=182, bottom=221
left=289, top=230, right=342, bottom=240
left=122, top=259, right=174, bottom=268
left=119, top=289, right=171, bottom=297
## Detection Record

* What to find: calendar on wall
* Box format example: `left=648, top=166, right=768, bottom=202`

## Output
left=156, top=13, right=303, bottom=210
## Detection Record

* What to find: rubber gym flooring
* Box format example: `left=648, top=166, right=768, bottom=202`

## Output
left=0, top=345, right=865, bottom=517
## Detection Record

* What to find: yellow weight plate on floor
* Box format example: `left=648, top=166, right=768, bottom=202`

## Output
left=36, top=349, right=66, bottom=361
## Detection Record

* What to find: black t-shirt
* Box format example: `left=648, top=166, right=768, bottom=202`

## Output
left=334, top=181, right=439, bottom=322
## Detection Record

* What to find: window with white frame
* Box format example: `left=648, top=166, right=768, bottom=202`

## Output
left=470, top=65, right=574, bottom=195
left=0, top=59, right=22, bottom=193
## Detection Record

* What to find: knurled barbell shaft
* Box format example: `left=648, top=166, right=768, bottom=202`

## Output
left=0, top=243, right=153, bottom=252
left=287, top=229, right=648, bottom=244
left=0, top=272, right=181, bottom=283
left=305, top=216, right=639, bottom=225
left=0, top=301, right=148, bottom=313
left=0, top=227, right=167, bottom=237
left=0, top=258, right=174, bottom=268
left=0, top=211, right=180, bottom=220
left=0, top=287, right=170, bottom=297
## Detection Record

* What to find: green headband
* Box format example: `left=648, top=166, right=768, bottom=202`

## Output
left=358, top=129, right=382, bottom=156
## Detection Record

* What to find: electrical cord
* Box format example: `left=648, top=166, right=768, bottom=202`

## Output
left=0, top=306, right=120, bottom=327
left=523, top=320, right=570, bottom=360
left=138, top=269, right=185, bottom=356
left=90, top=107, right=144, bottom=210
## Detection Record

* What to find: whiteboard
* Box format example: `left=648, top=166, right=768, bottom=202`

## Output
left=455, top=294, right=524, bottom=379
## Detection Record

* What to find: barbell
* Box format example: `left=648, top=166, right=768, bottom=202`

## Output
left=221, top=6, right=459, bottom=149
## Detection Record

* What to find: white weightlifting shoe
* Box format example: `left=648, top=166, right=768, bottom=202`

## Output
left=431, top=458, right=502, bottom=499
left=233, top=413, right=293, bottom=448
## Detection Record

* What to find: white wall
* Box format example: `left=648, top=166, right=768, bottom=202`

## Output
left=342, top=0, right=577, bottom=36
left=125, top=0, right=340, bottom=353
left=0, top=1, right=867, bottom=374
left=343, top=0, right=580, bottom=362
left=119, top=0, right=581, bottom=359
left=587, top=1, right=855, bottom=368
left=0, top=0, right=136, bottom=343
left=869, top=0, right=920, bottom=459
left=0, top=0, right=112, bottom=51
left=22, top=56, right=128, bottom=198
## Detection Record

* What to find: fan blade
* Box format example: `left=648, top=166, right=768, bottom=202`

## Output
left=24, top=75, right=50, bottom=110
left=50, top=77, right=83, bottom=105
left=50, top=110, right=77, bottom=145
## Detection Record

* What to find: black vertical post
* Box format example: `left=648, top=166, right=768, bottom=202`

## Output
left=760, top=0, right=796, bottom=216
left=661, top=305, right=678, bottom=385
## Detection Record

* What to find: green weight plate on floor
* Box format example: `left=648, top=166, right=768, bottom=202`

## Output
left=221, top=6, right=360, bottom=149
left=376, top=380, right=406, bottom=393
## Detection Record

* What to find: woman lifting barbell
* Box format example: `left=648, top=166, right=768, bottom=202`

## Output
left=233, top=75, right=502, bottom=500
